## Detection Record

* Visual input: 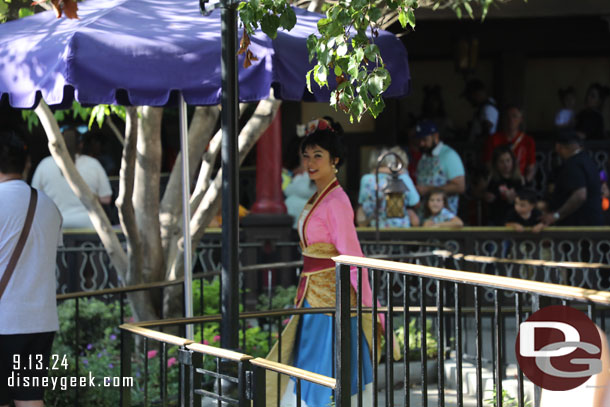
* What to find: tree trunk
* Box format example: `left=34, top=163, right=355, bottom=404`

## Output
left=115, top=107, right=159, bottom=322
left=163, top=98, right=281, bottom=317
left=116, top=107, right=142, bottom=286
left=134, top=106, right=165, bottom=285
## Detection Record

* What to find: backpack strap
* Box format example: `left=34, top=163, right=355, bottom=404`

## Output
left=0, top=187, right=38, bottom=301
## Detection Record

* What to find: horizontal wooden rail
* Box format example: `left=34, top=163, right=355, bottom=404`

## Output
left=132, top=307, right=339, bottom=328
left=434, top=249, right=610, bottom=269
left=334, top=255, right=610, bottom=305
left=359, top=240, right=443, bottom=247
left=356, top=226, right=610, bottom=232
left=61, top=226, right=610, bottom=236
left=128, top=302, right=610, bottom=330
left=119, top=324, right=193, bottom=347
left=187, top=343, right=252, bottom=362
left=119, top=323, right=250, bottom=361
left=250, top=358, right=336, bottom=388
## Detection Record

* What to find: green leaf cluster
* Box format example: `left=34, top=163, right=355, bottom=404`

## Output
left=236, top=0, right=517, bottom=121
left=303, top=0, right=418, bottom=122
left=238, top=0, right=296, bottom=39
left=0, top=0, right=36, bottom=23
left=20, top=101, right=125, bottom=132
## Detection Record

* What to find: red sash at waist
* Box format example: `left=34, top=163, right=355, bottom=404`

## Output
left=302, top=255, right=335, bottom=274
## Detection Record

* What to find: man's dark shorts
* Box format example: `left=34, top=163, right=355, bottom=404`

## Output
left=0, top=332, right=55, bottom=405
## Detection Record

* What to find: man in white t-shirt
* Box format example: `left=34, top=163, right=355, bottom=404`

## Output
left=463, top=78, right=499, bottom=142
left=0, top=130, right=63, bottom=407
left=31, top=128, right=112, bottom=229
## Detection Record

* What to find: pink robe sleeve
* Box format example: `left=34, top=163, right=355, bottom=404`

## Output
left=325, top=195, right=376, bottom=312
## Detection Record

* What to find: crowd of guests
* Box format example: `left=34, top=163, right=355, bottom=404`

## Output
left=25, top=79, right=610, bottom=233
left=283, top=79, right=610, bottom=230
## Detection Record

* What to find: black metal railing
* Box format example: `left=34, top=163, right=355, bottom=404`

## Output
left=333, top=255, right=610, bottom=407
left=51, top=240, right=610, bottom=406
left=56, top=228, right=610, bottom=295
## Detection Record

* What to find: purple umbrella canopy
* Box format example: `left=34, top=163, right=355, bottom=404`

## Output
left=0, top=0, right=410, bottom=108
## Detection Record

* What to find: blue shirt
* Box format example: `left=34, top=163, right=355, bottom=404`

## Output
left=358, top=172, right=420, bottom=228
left=424, top=207, right=455, bottom=225
left=416, top=142, right=464, bottom=214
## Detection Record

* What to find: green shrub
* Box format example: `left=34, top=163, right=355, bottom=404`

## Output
left=394, top=318, right=438, bottom=361
left=485, top=386, right=532, bottom=407
left=45, top=298, right=180, bottom=407
left=46, top=279, right=291, bottom=405
left=256, top=285, right=297, bottom=310
left=191, top=278, right=279, bottom=372
left=192, top=278, right=221, bottom=315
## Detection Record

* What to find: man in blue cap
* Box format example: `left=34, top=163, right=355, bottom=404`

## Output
left=415, top=120, right=465, bottom=215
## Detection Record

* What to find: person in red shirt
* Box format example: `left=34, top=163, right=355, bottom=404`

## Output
left=483, top=105, right=536, bottom=183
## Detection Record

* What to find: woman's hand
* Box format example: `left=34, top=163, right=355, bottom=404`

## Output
left=407, top=209, right=420, bottom=227
left=532, top=222, right=545, bottom=233
left=356, top=206, right=369, bottom=226
left=505, top=222, right=524, bottom=232
left=504, top=188, right=517, bottom=203
left=483, top=192, right=496, bottom=203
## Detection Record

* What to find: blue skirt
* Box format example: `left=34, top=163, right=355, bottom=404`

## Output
left=290, top=300, right=373, bottom=406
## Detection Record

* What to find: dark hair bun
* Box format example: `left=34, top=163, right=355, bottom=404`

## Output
left=300, top=117, right=346, bottom=167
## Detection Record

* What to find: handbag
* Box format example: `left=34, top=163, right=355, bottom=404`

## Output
left=0, top=187, right=38, bottom=301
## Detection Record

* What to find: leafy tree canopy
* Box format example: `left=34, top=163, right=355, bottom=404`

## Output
left=1, top=0, right=514, bottom=122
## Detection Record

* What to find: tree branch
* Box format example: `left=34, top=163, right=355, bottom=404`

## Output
left=190, top=103, right=248, bottom=212
left=165, top=98, right=281, bottom=283
left=191, top=98, right=281, bottom=244
left=115, top=107, right=142, bottom=286
left=34, top=100, right=128, bottom=275
left=106, top=116, right=125, bottom=147
left=160, top=105, right=220, bottom=255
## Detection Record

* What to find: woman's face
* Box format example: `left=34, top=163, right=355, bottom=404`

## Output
left=564, top=93, right=576, bottom=109
left=504, top=107, right=522, bottom=133
left=586, top=88, right=601, bottom=109
left=495, top=152, right=514, bottom=178
left=302, top=144, right=336, bottom=184
left=427, top=193, right=445, bottom=215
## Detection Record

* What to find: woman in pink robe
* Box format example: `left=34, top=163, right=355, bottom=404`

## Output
left=268, top=118, right=379, bottom=407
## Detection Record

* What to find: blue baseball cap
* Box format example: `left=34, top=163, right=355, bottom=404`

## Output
left=415, top=120, right=439, bottom=139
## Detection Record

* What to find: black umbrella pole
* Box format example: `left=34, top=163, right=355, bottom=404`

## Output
left=220, top=1, right=239, bottom=351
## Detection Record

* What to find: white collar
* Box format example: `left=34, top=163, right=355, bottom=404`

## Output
left=431, top=141, right=444, bottom=157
